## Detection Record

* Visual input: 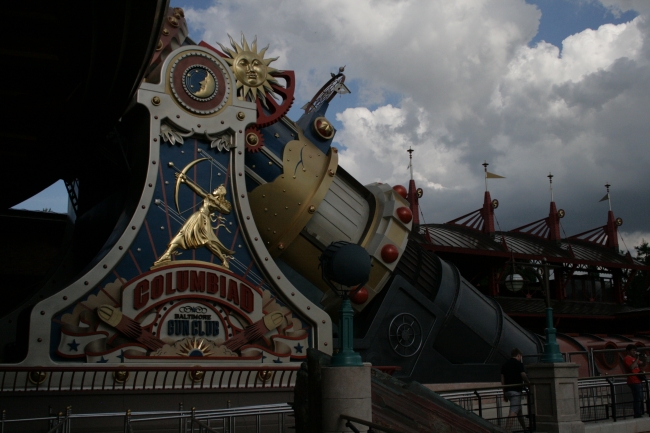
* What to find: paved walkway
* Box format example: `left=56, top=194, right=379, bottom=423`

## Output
left=584, top=416, right=650, bottom=433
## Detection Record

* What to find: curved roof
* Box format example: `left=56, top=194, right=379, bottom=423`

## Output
left=419, top=224, right=646, bottom=270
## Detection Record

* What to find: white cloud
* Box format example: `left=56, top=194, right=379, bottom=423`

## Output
left=183, top=0, right=650, bottom=239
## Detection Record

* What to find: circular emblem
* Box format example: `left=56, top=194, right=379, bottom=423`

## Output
left=388, top=313, right=422, bottom=358
left=182, top=65, right=218, bottom=101
left=492, top=199, right=499, bottom=209
left=615, top=217, right=623, bottom=226
left=416, top=188, right=424, bottom=198
left=557, top=209, right=566, bottom=218
left=170, top=52, right=231, bottom=115
left=313, top=117, right=335, bottom=140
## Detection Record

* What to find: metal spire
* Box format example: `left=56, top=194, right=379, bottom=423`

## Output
left=548, top=172, right=554, bottom=202
left=605, top=183, right=612, bottom=211
left=483, top=161, right=489, bottom=192
left=407, top=147, right=414, bottom=180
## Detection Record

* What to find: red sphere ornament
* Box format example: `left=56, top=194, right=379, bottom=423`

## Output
left=392, top=185, right=407, bottom=199
left=396, top=207, right=413, bottom=224
left=381, top=244, right=399, bottom=263
left=350, top=287, right=369, bottom=305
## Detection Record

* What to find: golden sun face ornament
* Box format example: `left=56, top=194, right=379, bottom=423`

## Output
left=218, top=34, right=280, bottom=105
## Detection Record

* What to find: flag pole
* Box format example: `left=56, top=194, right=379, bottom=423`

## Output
left=605, top=183, right=612, bottom=211
left=482, top=161, right=488, bottom=192
left=548, top=172, right=554, bottom=202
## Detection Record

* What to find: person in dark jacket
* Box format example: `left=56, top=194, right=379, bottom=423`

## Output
left=501, top=348, right=530, bottom=432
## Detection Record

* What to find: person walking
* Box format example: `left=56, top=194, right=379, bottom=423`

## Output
left=623, top=344, right=647, bottom=418
left=501, top=348, right=530, bottom=432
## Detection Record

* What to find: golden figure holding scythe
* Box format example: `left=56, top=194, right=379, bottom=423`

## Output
left=153, top=158, right=235, bottom=269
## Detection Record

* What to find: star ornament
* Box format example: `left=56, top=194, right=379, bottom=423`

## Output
left=218, top=34, right=280, bottom=106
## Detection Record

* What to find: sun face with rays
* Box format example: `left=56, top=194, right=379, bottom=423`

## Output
left=218, top=34, right=279, bottom=103
left=178, top=337, right=214, bottom=357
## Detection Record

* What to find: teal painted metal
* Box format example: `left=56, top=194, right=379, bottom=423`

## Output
left=331, top=297, right=363, bottom=367
left=541, top=307, right=564, bottom=363
left=541, top=263, right=564, bottom=363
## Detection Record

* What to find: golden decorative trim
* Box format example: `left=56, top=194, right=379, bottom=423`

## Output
left=249, top=132, right=338, bottom=257
left=28, top=371, right=47, bottom=385
left=113, top=370, right=130, bottom=383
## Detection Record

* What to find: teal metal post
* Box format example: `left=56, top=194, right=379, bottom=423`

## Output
left=541, top=263, right=564, bottom=363
left=331, top=296, right=363, bottom=367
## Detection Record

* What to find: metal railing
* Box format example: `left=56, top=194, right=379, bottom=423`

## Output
left=437, top=383, right=535, bottom=432
left=0, top=365, right=299, bottom=393
left=578, top=373, right=650, bottom=422
left=525, top=347, right=650, bottom=378
left=1, top=402, right=294, bottom=433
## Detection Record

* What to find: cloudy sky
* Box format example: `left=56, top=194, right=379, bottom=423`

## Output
left=16, top=0, right=650, bottom=253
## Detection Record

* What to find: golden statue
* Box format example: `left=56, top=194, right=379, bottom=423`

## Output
left=154, top=160, right=235, bottom=268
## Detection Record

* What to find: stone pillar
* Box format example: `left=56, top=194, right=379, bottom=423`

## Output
left=527, top=363, right=585, bottom=433
left=321, top=365, right=372, bottom=433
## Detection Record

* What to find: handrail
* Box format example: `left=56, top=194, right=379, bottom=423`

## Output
left=2, top=403, right=293, bottom=433
left=578, top=372, right=648, bottom=382
left=340, top=414, right=403, bottom=433
left=435, top=382, right=527, bottom=394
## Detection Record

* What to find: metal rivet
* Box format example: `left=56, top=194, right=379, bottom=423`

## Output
left=40, top=311, right=45, bottom=315
left=152, top=96, right=161, bottom=106
left=162, top=28, right=169, bottom=36
left=37, top=338, right=42, bottom=342
left=277, top=276, right=281, bottom=280
left=274, top=133, right=280, bottom=138
left=63, top=296, right=68, bottom=300
left=149, top=183, right=153, bottom=187
left=142, top=205, right=146, bottom=209
left=308, top=205, right=316, bottom=214
left=161, top=227, right=164, bottom=230
left=132, top=226, right=136, bottom=230
left=221, top=120, right=224, bottom=124
left=291, top=292, right=295, bottom=296
left=84, top=281, right=89, bottom=286
left=197, top=124, right=201, bottom=128
left=241, top=194, right=245, bottom=198
left=322, top=320, right=326, bottom=324
left=238, top=151, right=242, bottom=155
left=246, top=216, right=250, bottom=220
left=268, top=162, right=272, bottom=166
left=307, top=306, right=311, bottom=310
left=152, top=161, right=156, bottom=164
left=156, top=40, right=163, bottom=51
left=176, top=115, right=180, bottom=119
left=154, top=116, right=159, bottom=120
left=239, top=130, right=242, bottom=133
left=333, top=148, right=338, bottom=153
left=103, top=265, right=107, bottom=269
left=265, top=257, right=269, bottom=261
left=255, top=237, right=258, bottom=241
left=324, top=342, right=328, bottom=346
left=153, top=138, right=158, bottom=142
left=239, top=172, right=242, bottom=176
left=119, top=246, right=123, bottom=250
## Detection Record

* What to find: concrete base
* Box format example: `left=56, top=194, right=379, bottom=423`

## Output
left=527, top=363, right=585, bottom=433
left=321, top=365, right=372, bottom=433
